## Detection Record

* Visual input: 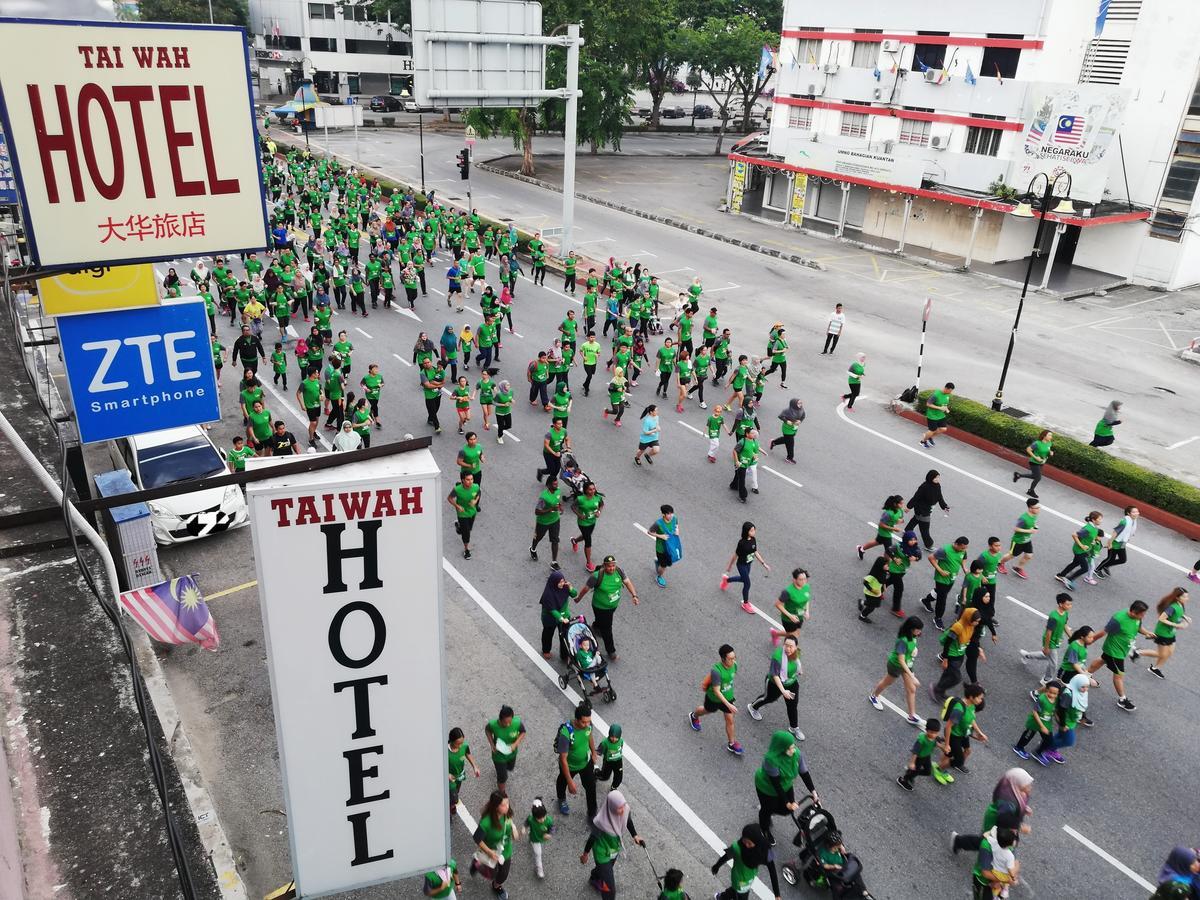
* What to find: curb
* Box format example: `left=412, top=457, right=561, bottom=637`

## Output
left=475, top=161, right=825, bottom=272
left=136, top=633, right=248, bottom=900
left=894, top=407, right=1200, bottom=540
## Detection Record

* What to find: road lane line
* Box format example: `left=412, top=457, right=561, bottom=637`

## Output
left=1061, top=826, right=1154, bottom=892
left=441, top=560, right=775, bottom=899
left=761, top=465, right=803, bottom=489
left=834, top=403, right=1187, bottom=574
left=206, top=580, right=258, bottom=601
left=391, top=352, right=413, bottom=367
left=677, top=420, right=705, bottom=437
left=261, top=381, right=333, bottom=451
left=1005, top=594, right=1045, bottom=618
left=1165, top=435, right=1200, bottom=450
left=355, top=327, right=373, bottom=339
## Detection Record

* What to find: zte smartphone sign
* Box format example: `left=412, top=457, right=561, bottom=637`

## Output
left=57, top=298, right=219, bottom=443
left=0, top=19, right=269, bottom=267
left=247, top=455, right=450, bottom=897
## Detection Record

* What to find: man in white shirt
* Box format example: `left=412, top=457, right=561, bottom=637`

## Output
left=822, top=304, right=846, bottom=354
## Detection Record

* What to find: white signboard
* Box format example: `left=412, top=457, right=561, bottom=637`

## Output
left=0, top=19, right=269, bottom=267
left=1015, top=83, right=1129, bottom=204
left=247, top=451, right=449, bottom=897
left=315, top=105, right=364, bottom=129
left=784, top=136, right=926, bottom=188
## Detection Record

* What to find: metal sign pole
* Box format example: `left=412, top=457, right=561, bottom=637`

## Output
left=560, top=23, right=581, bottom=257
left=916, top=297, right=932, bottom=392
left=419, top=112, right=426, bottom=193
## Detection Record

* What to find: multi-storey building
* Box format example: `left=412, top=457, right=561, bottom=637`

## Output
left=728, top=0, right=1200, bottom=290
left=248, top=0, right=413, bottom=102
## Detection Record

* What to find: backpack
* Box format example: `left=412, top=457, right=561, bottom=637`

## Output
left=899, top=385, right=919, bottom=403
left=553, top=722, right=573, bottom=753
left=941, top=696, right=963, bottom=721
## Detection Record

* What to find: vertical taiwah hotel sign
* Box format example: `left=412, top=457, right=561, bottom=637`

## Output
left=0, top=19, right=269, bottom=267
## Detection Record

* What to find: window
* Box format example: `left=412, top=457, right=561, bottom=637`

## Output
left=1162, top=158, right=1200, bottom=202
left=982, top=37, right=1021, bottom=80
left=851, top=29, right=881, bottom=68
left=346, top=73, right=361, bottom=95
left=912, top=31, right=948, bottom=72
left=345, top=3, right=371, bottom=22
left=964, top=126, right=1002, bottom=156
left=389, top=74, right=412, bottom=95
left=840, top=111, right=868, bottom=138
left=787, top=105, right=813, bottom=129
left=792, top=25, right=823, bottom=67
left=278, top=35, right=301, bottom=51
left=345, top=39, right=389, bottom=54
left=309, top=37, right=336, bottom=52
left=1078, top=39, right=1131, bottom=85
left=1187, top=70, right=1200, bottom=116
left=899, top=118, right=930, bottom=146
left=308, top=3, right=334, bottom=19
left=1148, top=208, right=1186, bottom=241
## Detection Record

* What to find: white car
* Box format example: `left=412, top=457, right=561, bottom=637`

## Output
left=109, top=425, right=249, bottom=545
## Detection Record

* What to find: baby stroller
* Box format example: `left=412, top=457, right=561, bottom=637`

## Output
left=781, top=799, right=874, bottom=898
left=556, top=617, right=617, bottom=703
left=560, top=451, right=591, bottom=500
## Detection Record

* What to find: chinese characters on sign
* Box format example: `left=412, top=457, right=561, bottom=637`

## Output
left=98, top=212, right=207, bottom=243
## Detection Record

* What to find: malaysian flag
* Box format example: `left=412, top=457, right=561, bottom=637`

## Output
left=119, top=575, right=220, bottom=651
left=1054, top=115, right=1085, bottom=144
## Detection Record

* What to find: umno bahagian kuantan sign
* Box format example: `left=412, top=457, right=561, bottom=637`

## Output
left=0, top=19, right=269, bottom=267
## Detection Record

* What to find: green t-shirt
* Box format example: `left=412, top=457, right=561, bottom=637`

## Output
left=459, top=443, right=482, bottom=475
left=545, top=427, right=568, bottom=453
left=705, top=660, right=737, bottom=705
left=1046, top=607, right=1069, bottom=648
left=1010, top=512, right=1038, bottom=547
left=940, top=628, right=967, bottom=658
left=361, top=373, right=383, bottom=400
left=299, top=377, right=322, bottom=409
left=524, top=813, right=554, bottom=844
left=556, top=721, right=592, bottom=770
left=448, top=742, right=470, bottom=785
left=888, top=636, right=917, bottom=670
left=933, top=545, right=965, bottom=585
left=1103, top=612, right=1143, bottom=660
left=476, top=378, right=496, bottom=405
left=926, top=390, right=950, bottom=421
left=1028, top=439, right=1052, bottom=464
left=848, top=361, right=864, bottom=385
left=474, top=814, right=515, bottom=860
left=600, top=735, right=623, bottom=762
left=227, top=445, right=255, bottom=471
left=248, top=408, right=273, bottom=442
left=1154, top=602, right=1185, bottom=639
left=728, top=840, right=758, bottom=893
left=453, top=482, right=480, bottom=519
left=876, top=507, right=902, bottom=541
left=423, top=860, right=458, bottom=900
left=591, top=829, right=622, bottom=865
left=535, top=487, right=562, bottom=525
left=422, top=368, right=445, bottom=400
left=574, top=492, right=602, bottom=527
left=705, top=413, right=723, bottom=439
left=912, top=732, right=938, bottom=759
left=1025, top=692, right=1055, bottom=732
left=780, top=582, right=810, bottom=621
left=270, top=350, right=287, bottom=374
left=977, top=548, right=1003, bottom=584
left=947, top=699, right=976, bottom=737
left=487, top=716, right=523, bottom=764
left=588, top=567, right=626, bottom=611
left=735, top=438, right=760, bottom=468
left=580, top=340, right=602, bottom=366
left=494, top=389, right=514, bottom=415
left=657, top=345, right=677, bottom=372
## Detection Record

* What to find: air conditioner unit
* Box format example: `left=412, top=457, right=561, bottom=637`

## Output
left=872, top=87, right=882, bottom=100
left=923, top=70, right=940, bottom=83
left=806, top=83, right=824, bottom=96
left=930, top=135, right=946, bottom=150
left=823, top=64, right=840, bottom=75
left=881, top=39, right=902, bottom=52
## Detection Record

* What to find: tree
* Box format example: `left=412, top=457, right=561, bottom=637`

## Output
left=678, top=14, right=776, bottom=154
left=463, top=107, right=538, bottom=176
left=630, top=1, right=686, bottom=129
left=137, top=0, right=249, bottom=28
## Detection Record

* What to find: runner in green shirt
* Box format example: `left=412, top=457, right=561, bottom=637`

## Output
left=773, top=567, right=811, bottom=637
left=574, top=555, right=639, bottom=658
left=529, top=477, right=563, bottom=564
left=422, top=860, right=460, bottom=900
left=690, top=644, right=744, bottom=755
left=226, top=437, right=255, bottom=473
left=447, top=472, right=480, bottom=558
left=569, top=481, right=604, bottom=572
left=870, top=614, right=925, bottom=724
left=296, top=369, right=323, bottom=446
left=934, top=683, right=987, bottom=783
left=920, top=535, right=969, bottom=630
left=524, top=800, right=554, bottom=879
left=484, top=706, right=526, bottom=790
left=1019, top=593, right=1072, bottom=683
left=359, top=364, right=384, bottom=427
left=897, top=717, right=946, bottom=790
left=446, top=727, right=480, bottom=815
left=1133, top=587, right=1191, bottom=678
left=920, top=381, right=956, bottom=447
left=471, top=793, right=518, bottom=894
left=654, top=338, right=677, bottom=399
left=999, top=498, right=1040, bottom=578
left=1089, top=600, right=1152, bottom=711
left=579, top=333, right=603, bottom=396
left=1013, top=428, right=1053, bottom=498
left=842, top=351, right=866, bottom=410
left=246, top=400, right=274, bottom=449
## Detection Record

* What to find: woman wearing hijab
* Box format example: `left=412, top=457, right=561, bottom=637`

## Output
left=962, top=586, right=998, bottom=685
left=841, top=352, right=866, bottom=410
left=412, top=331, right=437, bottom=368
left=952, top=768, right=1033, bottom=854
left=931, top=609, right=981, bottom=702
left=768, top=399, right=805, bottom=463
left=494, top=379, right=515, bottom=444
left=440, top=325, right=460, bottom=381
left=886, top=532, right=923, bottom=617
left=332, top=420, right=362, bottom=452
left=579, top=790, right=643, bottom=897
left=711, top=824, right=781, bottom=900
left=1051, top=672, right=1089, bottom=762
left=1155, top=847, right=1200, bottom=897
left=1090, top=400, right=1123, bottom=447
left=906, top=470, right=950, bottom=551
left=539, top=569, right=577, bottom=662
left=754, top=730, right=817, bottom=845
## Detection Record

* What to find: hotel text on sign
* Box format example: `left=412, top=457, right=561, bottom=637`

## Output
left=0, top=19, right=269, bottom=267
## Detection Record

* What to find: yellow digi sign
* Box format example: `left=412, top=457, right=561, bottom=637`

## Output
left=38, top=264, right=160, bottom=316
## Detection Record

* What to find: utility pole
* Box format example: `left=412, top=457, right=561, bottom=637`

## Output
left=560, top=23, right=581, bottom=258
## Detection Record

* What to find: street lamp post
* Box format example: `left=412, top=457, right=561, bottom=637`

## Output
left=991, top=171, right=1072, bottom=412
left=401, top=89, right=426, bottom=192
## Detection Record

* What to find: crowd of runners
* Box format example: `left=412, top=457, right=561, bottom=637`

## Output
left=190, top=138, right=1196, bottom=900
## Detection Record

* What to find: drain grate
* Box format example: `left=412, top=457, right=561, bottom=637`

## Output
left=998, top=407, right=1031, bottom=419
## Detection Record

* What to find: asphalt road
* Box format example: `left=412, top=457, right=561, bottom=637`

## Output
left=147, top=233, right=1198, bottom=899
left=300, top=126, right=1200, bottom=483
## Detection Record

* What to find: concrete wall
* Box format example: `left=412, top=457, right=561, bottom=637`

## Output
left=993, top=214, right=1040, bottom=263
left=860, top=193, right=1012, bottom=262
left=782, top=0, right=1048, bottom=35
left=1072, top=220, right=1145, bottom=278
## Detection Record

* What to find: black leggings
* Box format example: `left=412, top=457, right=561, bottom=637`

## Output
left=592, top=605, right=617, bottom=655
left=769, top=433, right=795, bottom=460
left=755, top=787, right=793, bottom=842
left=907, top=514, right=933, bottom=548
left=730, top=467, right=749, bottom=501
left=598, top=757, right=623, bottom=788
left=687, top=379, right=706, bottom=403
left=657, top=370, right=671, bottom=395
left=843, top=382, right=861, bottom=408
left=537, top=450, right=562, bottom=483
left=886, top=572, right=905, bottom=612
left=965, top=641, right=986, bottom=684
left=1057, top=552, right=1089, bottom=581
left=765, top=360, right=787, bottom=382
left=823, top=332, right=840, bottom=353
left=575, top=522, right=595, bottom=549
left=932, top=656, right=963, bottom=699
left=1095, top=547, right=1126, bottom=574
left=1016, top=727, right=1054, bottom=756
left=750, top=678, right=798, bottom=728
left=583, top=363, right=597, bottom=394
left=589, top=860, right=616, bottom=897
left=1015, top=462, right=1043, bottom=491
left=924, top=581, right=953, bottom=620
left=496, top=412, right=512, bottom=438
left=540, top=613, right=569, bottom=660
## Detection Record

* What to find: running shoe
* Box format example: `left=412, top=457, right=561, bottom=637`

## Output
left=907, top=714, right=923, bottom=727
left=928, top=439, right=937, bottom=447
left=463, top=549, right=472, bottom=560
left=892, top=608, right=906, bottom=618
left=1012, top=473, right=1020, bottom=483
left=585, top=562, right=596, bottom=572
left=920, top=439, right=931, bottom=448
left=494, top=888, right=509, bottom=900
left=856, top=544, right=865, bottom=560
left=614, top=421, right=622, bottom=427
left=934, top=618, right=946, bottom=631
left=1081, top=714, right=1095, bottom=728
left=997, top=563, right=1009, bottom=575
left=1026, top=489, right=1038, bottom=499
left=952, top=764, right=970, bottom=775
left=1032, top=752, right=1050, bottom=767
left=699, top=402, right=708, bottom=409
left=790, top=727, right=805, bottom=741
left=1047, top=750, right=1066, bottom=764
left=920, top=596, right=935, bottom=613
left=1013, top=567, right=1028, bottom=580
left=950, top=831, right=959, bottom=853
left=1082, top=575, right=1098, bottom=586
left=1188, top=571, right=1200, bottom=584
left=1130, top=647, right=1141, bottom=661
left=707, top=455, right=716, bottom=463
left=571, top=537, right=580, bottom=553
left=719, top=574, right=730, bottom=591
left=1096, top=569, right=1109, bottom=578
left=1149, top=666, right=1165, bottom=679
left=726, top=741, right=744, bottom=756
left=741, top=602, right=756, bottom=614
left=676, top=404, right=684, bottom=413
left=634, top=457, right=641, bottom=466
left=1012, top=747, right=1030, bottom=760
left=746, top=702, right=763, bottom=721
left=1116, top=697, right=1136, bottom=712
left=529, top=547, right=538, bottom=561
left=689, top=712, right=701, bottom=732
left=868, top=695, right=883, bottom=711
left=497, top=436, right=504, bottom=444
left=602, top=409, right=609, bottom=419
left=559, top=800, right=570, bottom=814
left=896, top=776, right=913, bottom=792
left=1029, top=689, right=1039, bottom=702
left=857, top=613, right=872, bottom=623
left=1054, top=575, right=1075, bottom=590
left=656, top=575, right=667, bottom=588
left=645, top=455, right=654, bottom=465
left=932, top=766, right=954, bottom=785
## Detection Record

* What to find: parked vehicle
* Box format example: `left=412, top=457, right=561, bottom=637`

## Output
left=660, top=105, right=687, bottom=119
left=369, top=94, right=403, bottom=112
left=403, top=99, right=436, bottom=113
left=692, top=104, right=714, bottom=119
left=108, top=426, right=249, bottom=545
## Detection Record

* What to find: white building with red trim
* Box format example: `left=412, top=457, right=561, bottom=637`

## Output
left=727, top=0, right=1200, bottom=291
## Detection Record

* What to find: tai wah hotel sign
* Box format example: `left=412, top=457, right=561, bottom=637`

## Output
left=246, top=450, right=450, bottom=896
left=0, top=19, right=268, bottom=267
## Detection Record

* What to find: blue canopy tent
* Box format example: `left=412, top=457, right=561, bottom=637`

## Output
left=270, top=80, right=328, bottom=129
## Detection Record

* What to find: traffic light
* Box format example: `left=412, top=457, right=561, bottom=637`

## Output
left=457, top=147, right=470, bottom=180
